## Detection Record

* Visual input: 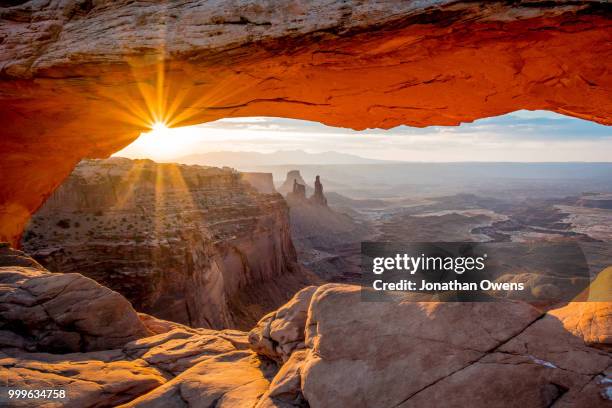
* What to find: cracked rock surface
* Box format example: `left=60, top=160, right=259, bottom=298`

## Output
left=252, top=284, right=611, bottom=408
left=0, top=246, right=610, bottom=406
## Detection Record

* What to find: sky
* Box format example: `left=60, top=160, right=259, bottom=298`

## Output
left=114, top=110, right=612, bottom=162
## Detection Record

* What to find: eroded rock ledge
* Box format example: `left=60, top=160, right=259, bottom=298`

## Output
left=0, top=247, right=610, bottom=407
left=1, top=1, right=611, bottom=245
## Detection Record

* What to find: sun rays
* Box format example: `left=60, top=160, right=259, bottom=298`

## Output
left=100, top=49, right=257, bottom=137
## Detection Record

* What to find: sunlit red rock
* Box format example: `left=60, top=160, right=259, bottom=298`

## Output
left=1, top=1, right=611, bottom=245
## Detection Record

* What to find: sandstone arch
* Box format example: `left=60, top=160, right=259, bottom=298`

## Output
left=0, top=1, right=610, bottom=246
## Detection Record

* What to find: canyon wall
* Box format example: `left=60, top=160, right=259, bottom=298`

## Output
left=241, top=172, right=276, bottom=194
left=22, top=158, right=314, bottom=329
left=578, top=194, right=612, bottom=210
left=1, top=1, right=611, bottom=245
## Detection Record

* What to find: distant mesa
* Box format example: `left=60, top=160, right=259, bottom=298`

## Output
left=282, top=170, right=328, bottom=207
left=576, top=192, right=612, bottom=210
left=240, top=172, right=276, bottom=194
left=287, top=179, right=307, bottom=202
left=278, top=170, right=311, bottom=196
left=177, top=150, right=389, bottom=169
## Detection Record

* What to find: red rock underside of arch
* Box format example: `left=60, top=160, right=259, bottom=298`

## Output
left=0, top=10, right=611, bottom=247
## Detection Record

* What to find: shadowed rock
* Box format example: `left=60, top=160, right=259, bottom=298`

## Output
left=249, top=286, right=317, bottom=363
left=0, top=247, right=149, bottom=353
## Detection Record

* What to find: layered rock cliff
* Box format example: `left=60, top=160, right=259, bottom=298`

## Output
left=577, top=193, right=612, bottom=210
left=0, top=1, right=610, bottom=245
left=22, top=158, right=314, bottom=330
left=1, top=248, right=609, bottom=407
left=241, top=172, right=276, bottom=194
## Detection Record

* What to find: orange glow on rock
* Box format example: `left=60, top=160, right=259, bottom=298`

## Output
left=1, top=12, right=611, bottom=246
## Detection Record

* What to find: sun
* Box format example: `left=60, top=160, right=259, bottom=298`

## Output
left=113, top=121, right=189, bottom=160
left=151, top=121, right=169, bottom=133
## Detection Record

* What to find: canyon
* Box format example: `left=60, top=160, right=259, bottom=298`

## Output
left=281, top=170, right=372, bottom=282
left=22, top=158, right=315, bottom=330
left=0, top=1, right=611, bottom=407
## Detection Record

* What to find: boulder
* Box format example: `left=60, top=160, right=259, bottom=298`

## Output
left=249, top=286, right=317, bottom=363
left=0, top=264, right=149, bottom=353
left=246, top=283, right=611, bottom=408
left=300, top=284, right=542, bottom=407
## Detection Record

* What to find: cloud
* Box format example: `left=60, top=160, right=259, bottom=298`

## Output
left=115, top=110, right=612, bottom=162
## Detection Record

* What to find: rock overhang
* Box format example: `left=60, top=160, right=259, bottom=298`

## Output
left=0, top=0, right=611, bottom=245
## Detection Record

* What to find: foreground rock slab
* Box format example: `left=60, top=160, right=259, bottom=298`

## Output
left=0, top=248, right=270, bottom=406
left=301, top=285, right=542, bottom=407
left=0, top=247, right=148, bottom=353
left=0, top=348, right=167, bottom=408
left=0, top=248, right=610, bottom=407
left=250, top=284, right=611, bottom=408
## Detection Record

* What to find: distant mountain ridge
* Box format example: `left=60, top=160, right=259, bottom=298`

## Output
left=175, top=150, right=391, bottom=169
